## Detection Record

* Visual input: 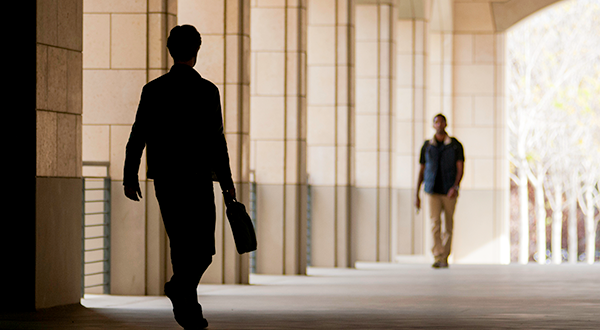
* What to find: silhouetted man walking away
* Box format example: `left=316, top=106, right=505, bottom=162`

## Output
left=415, top=114, right=464, bottom=269
left=123, top=25, right=236, bottom=329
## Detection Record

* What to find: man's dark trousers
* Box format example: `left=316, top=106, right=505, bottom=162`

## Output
left=154, top=176, right=216, bottom=309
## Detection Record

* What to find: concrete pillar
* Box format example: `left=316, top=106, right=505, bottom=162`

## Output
left=353, top=0, right=395, bottom=263
left=394, top=0, right=429, bottom=259
left=82, top=0, right=177, bottom=294
left=307, top=0, right=355, bottom=268
left=415, top=0, right=453, bottom=262
left=35, top=0, right=83, bottom=309
left=250, top=0, right=308, bottom=275
left=449, top=0, right=509, bottom=264
left=178, top=0, right=251, bottom=284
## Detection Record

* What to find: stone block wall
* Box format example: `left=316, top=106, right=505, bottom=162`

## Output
left=35, top=0, right=83, bottom=309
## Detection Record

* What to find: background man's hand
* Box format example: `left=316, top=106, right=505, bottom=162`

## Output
left=447, top=187, right=458, bottom=199
left=124, top=185, right=143, bottom=201
left=415, top=194, right=421, bottom=210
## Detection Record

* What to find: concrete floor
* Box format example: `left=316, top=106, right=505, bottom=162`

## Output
left=1, top=263, right=599, bottom=329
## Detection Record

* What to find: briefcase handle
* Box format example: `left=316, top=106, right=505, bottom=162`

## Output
left=222, top=190, right=236, bottom=207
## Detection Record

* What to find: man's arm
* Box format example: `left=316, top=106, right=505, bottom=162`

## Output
left=447, top=140, right=465, bottom=198
left=447, top=160, right=464, bottom=198
left=214, top=132, right=236, bottom=202
left=415, top=142, right=428, bottom=210
left=210, top=87, right=236, bottom=201
left=454, top=161, right=464, bottom=187
left=123, top=87, right=148, bottom=201
left=415, top=164, right=425, bottom=210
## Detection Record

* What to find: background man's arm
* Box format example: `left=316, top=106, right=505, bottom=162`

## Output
left=447, top=140, right=465, bottom=198
left=447, top=161, right=464, bottom=198
left=415, top=142, right=427, bottom=210
left=415, top=164, right=425, bottom=210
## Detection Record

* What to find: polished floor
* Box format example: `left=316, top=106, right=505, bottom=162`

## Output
left=1, top=263, right=599, bottom=329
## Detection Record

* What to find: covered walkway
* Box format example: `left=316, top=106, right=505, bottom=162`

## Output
left=1, top=264, right=599, bottom=329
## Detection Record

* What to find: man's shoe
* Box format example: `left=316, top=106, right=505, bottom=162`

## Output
left=171, top=302, right=209, bottom=329
left=174, top=309, right=208, bottom=330
left=432, top=260, right=449, bottom=268
left=165, top=282, right=209, bottom=329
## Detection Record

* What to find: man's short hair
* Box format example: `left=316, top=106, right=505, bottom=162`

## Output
left=433, top=113, right=447, bottom=123
left=167, top=25, right=202, bottom=62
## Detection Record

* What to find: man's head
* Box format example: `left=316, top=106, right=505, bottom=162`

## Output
left=433, top=113, right=447, bottom=133
left=167, top=25, right=202, bottom=64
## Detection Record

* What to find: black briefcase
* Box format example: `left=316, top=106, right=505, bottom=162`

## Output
left=224, top=198, right=257, bottom=254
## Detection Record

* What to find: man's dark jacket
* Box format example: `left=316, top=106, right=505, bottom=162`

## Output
left=123, top=64, right=234, bottom=191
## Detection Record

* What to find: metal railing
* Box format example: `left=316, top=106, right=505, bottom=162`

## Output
left=81, top=162, right=111, bottom=296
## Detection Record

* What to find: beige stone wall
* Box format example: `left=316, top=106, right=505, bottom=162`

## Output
left=82, top=0, right=176, bottom=294
left=307, top=0, right=355, bottom=268
left=449, top=0, right=509, bottom=264
left=250, top=0, right=308, bottom=275
left=394, top=0, right=430, bottom=257
left=352, top=0, right=395, bottom=263
left=36, top=0, right=83, bottom=309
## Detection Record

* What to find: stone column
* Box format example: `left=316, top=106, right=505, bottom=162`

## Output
left=421, top=0, right=454, bottom=262
left=307, top=0, right=355, bottom=268
left=35, top=0, right=83, bottom=309
left=83, top=0, right=177, bottom=294
left=178, top=0, right=251, bottom=284
left=353, top=0, right=395, bottom=263
left=394, top=0, right=429, bottom=259
left=450, top=0, right=509, bottom=264
left=250, top=0, right=308, bottom=275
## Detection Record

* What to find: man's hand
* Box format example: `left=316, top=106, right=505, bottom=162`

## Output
left=415, top=164, right=425, bottom=213
left=447, top=186, right=458, bottom=199
left=124, top=185, right=143, bottom=201
left=223, top=187, right=236, bottom=206
left=415, top=194, right=421, bottom=211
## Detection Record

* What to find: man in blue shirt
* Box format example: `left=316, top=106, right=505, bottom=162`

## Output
left=415, top=114, right=464, bottom=268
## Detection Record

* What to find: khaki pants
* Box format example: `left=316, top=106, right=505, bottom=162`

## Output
left=428, top=193, right=458, bottom=262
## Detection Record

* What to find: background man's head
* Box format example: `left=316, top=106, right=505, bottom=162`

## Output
left=167, top=25, right=202, bottom=63
left=433, top=113, right=447, bottom=132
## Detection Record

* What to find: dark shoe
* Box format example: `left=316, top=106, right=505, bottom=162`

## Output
left=432, top=260, right=449, bottom=268
left=174, top=309, right=208, bottom=330
left=165, top=282, right=209, bottom=329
